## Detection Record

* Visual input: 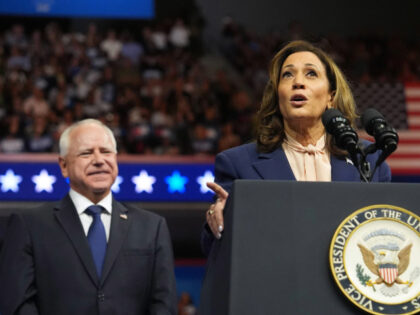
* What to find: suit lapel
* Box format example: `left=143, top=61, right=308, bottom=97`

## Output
left=251, top=146, right=360, bottom=182
left=331, top=155, right=360, bottom=181
left=54, top=195, right=99, bottom=286
left=252, top=147, right=296, bottom=180
left=100, top=199, right=130, bottom=285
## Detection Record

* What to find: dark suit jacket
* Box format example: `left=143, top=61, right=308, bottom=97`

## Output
left=0, top=195, right=177, bottom=315
left=201, top=141, right=392, bottom=255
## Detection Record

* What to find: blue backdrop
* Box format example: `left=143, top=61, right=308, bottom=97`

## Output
left=0, top=0, right=154, bottom=18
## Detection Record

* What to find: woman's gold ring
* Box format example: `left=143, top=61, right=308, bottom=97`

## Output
left=208, top=209, right=215, bottom=215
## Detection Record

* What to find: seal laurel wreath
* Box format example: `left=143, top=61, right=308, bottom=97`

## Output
left=356, top=263, right=376, bottom=292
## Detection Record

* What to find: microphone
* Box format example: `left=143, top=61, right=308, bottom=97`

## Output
left=322, top=108, right=360, bottom=166
left=361, top=108, right=399, bottom=156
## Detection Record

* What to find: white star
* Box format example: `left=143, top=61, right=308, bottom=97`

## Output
left=132, top=170, right=156, bottom=193
left=111, top=176, right=123, bottom=193
left=32, top=169, right=56, bottom=193
left=0, top=169, right=23, bottom=192
left=196, top=170, right=215, bottom=194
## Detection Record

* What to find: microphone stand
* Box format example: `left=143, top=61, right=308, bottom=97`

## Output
left=344, top=140, right=372, bottom=183
left=356, top=145, right=372, bottom=183
left=355, top=142, right=391, bottom=183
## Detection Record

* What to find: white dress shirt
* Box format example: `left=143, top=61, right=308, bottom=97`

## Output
left=69, top=189, right=113, bottom=241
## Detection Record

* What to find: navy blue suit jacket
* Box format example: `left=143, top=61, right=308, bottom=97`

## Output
left=201, top=141, right=391, bottom=255
left=0, top=195, right=177, bottom=315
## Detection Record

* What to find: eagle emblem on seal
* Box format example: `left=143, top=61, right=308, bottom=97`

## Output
left=357, top=228, right=413, bottom=289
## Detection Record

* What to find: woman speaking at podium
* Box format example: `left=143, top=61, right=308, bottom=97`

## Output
left=202, top=40, right=391, bottom=256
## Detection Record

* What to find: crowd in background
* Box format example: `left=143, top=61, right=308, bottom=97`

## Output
left=220, top=18, right=420, bottom=100
left=0, top=20, right=250, bottom=155
left=0, top=18, right=419, bottom=155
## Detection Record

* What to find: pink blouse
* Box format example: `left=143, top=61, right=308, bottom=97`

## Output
left=282, top=133, right=331, bottom=181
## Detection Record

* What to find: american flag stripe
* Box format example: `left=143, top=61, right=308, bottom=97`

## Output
left=406, top=101, right=420, bottom=115
left=406, top=83, right=420, bottom=130
left=396, top=83, right=420, bottom=174
left=407, top=117, right=420, bottom=128
left=405, top=83, right=420, bottom=97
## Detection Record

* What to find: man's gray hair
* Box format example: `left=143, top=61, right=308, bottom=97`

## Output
left=59, top=119, right=117, bottom=156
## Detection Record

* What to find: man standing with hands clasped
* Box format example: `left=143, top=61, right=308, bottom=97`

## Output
left=0, top=119, right=177, bottom=315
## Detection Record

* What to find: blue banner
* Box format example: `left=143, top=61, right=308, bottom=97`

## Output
left=0, top=162, right=214, bottom=201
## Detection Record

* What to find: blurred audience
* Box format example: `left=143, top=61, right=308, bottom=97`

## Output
left=0, top=20, right=250, bottom=154
left=0, top=19, right=418, bottom=154
left=220, top=17, right=420, bottom=100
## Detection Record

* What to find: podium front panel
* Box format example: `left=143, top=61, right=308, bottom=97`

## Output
left=200, top=181, right=420, bottom=315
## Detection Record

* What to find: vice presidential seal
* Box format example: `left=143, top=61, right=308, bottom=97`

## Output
left=329, top=205, right=420, bottom=314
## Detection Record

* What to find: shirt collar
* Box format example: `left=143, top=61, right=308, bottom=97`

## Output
left=69, top=189, right=113, bottom=215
